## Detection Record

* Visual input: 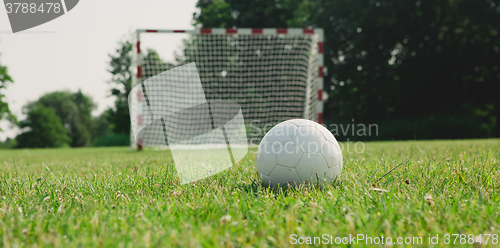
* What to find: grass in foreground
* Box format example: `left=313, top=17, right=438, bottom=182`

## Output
left=0, top=139, right=499, bottom=247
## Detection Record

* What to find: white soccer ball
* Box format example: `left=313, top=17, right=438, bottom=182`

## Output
left=256, top=119, right=343, bottom=187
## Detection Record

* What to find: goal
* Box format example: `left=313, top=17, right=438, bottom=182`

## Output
left=130, top=28, right=325, bottom=150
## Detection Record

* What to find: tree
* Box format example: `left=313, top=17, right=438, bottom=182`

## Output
left=193, top=0, right=500, bottom=139
left=15, top=104, right=71, bottom=148
left=106, top=39, right=174, bottom=138
left=106, top=40, right=133, bottom=135
left=0, top=138, right=17, bottom=149
left=25, top=91, right=97, bottom=147
left=94, top=111, right=111, bottom=139
left=0, top=50, right=16, bottom=130
left=194, top=0, right=303, bottom=28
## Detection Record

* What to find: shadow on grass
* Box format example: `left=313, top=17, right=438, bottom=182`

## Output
left=233, top=178, right=341, bottom=198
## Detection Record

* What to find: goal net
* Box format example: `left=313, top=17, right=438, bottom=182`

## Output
left=130, top=28, right=325, bottom=150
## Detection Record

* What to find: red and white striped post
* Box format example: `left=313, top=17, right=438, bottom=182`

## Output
left=316, top=29, right=325, bottom=125
left=136, top=32, right=143, bottom=150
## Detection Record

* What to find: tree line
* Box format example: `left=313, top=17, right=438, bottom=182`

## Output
left=1, top=0, right=499, bottom=147
left=0, top=39, right=134, bottom=149
left=194, top=0, right=500, bottom=140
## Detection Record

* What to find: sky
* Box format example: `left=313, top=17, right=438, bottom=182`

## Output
left=0, top=0, right=198, bottom=140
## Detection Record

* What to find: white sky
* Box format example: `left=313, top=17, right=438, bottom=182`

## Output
left=0, top=0, right=198, bottom=140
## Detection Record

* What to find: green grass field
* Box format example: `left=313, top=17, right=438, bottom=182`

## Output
left=0, top=139, right=499, bottom=247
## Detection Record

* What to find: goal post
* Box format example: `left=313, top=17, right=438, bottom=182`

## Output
left=130, top=28, right=325, bottom=150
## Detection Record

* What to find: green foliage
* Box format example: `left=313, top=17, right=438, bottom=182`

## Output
left=293, top=0, right=500, bottom=136
left=94, top=111, right=111, bottom=139
left=93, top=133, right=130, bottom=147
left=377, top=115, right=494, bottom=140
left=335, top=114, right=493, bottom=141
left=0, top=138, right=17, bottom=149
left=106, top=40, right=133, bottom=135
left=15, top=104, right=71, bottom=148
left=0, top=51, right=16, bottom=130
left=142, top=49, right=175, bottom=79
left=25, top=91, right=97, bottom=147
left=104, top=101, right=130, bottom=136
left=0, top=140, right=498, bottom=246
left=106, top=38, right=175, bottom=141
left=193, top=0, right=500, bottom=139
left=194, top=0, right=303, bottom=28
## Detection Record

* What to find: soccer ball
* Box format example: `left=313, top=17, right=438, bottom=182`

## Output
left=256, top=119, right=343, bottom=187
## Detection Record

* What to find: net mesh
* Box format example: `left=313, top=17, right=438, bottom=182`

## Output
left=131, top=32, right=320, bottom=148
